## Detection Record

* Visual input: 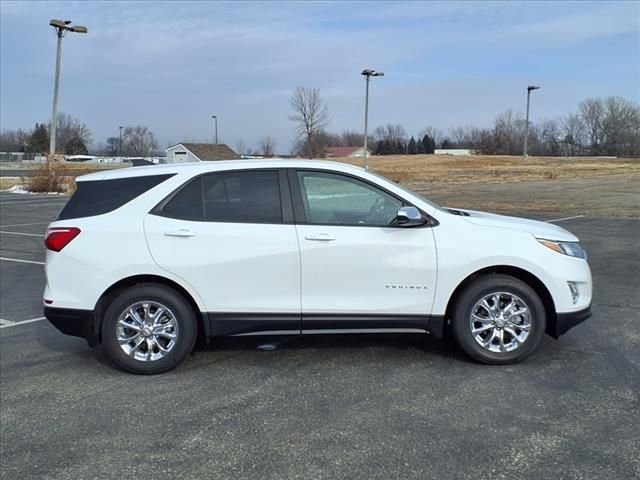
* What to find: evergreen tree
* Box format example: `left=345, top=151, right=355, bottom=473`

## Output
left=407, top=136, right=417, bottom=154
left=441, top=139, right=453, bottom=149
left=422, top=134, right=435, bottom=154
left=396, top=140, right=404, bottom=154
left=27, top=123, right=49, bottom=153
left=417, top=137, right=426, bottom=154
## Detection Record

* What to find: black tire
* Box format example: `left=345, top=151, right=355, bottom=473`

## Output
left=101, top=284, right=197, bottom=374
left=451, top=274, right=546, bottom=364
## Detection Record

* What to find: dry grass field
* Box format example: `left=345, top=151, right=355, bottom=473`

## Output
left=331, top=155, right=640, bottom=218
left=332, top=154, right=640, bottom=186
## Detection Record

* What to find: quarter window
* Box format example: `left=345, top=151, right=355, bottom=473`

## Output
left=297, top=171, right=402, bottom=226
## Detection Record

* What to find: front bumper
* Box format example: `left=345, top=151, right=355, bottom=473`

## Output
left=44, top=306, right=99, bottom=346
left=548, top=305, right=592, bottom=339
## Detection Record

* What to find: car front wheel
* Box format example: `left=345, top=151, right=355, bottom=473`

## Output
left=101, top=284, right=197, bottom=374
left=451, top=274, right=546, bottom=364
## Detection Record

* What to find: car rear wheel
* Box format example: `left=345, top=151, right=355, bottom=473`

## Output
left=451, top=274, right=546, bottom=364
left=101, top=284, right=197, bottom=374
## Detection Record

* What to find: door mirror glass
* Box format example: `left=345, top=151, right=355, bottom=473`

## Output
left=395, top=206, right=427, bottom=227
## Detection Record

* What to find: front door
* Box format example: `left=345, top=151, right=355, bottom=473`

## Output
left=292, top=170, right=437, bottom=332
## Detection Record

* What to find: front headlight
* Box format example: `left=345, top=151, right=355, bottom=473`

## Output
left=538, top=239, right=587, bottom=260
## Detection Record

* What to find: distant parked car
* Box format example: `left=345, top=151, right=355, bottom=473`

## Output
left=44, top=160, right=592, bottom=374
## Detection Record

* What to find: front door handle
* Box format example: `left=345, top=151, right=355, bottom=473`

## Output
left=304, top=233, right=336, bottom=242
left=164, top=229, right=196, bottom=238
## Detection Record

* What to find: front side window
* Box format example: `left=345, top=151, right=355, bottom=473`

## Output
left=297, top=171, right=402, bottom=226
left=159, top=170, right=282, bottom=223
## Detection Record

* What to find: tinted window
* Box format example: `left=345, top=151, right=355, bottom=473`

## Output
left=161, top=177, right=204, bottom=221
left=203, top=171, right=281, bottom=223
left=297, top=171, right=402, bottom=226
left=57, top=174, right=174, bottom=220
left=158, top=170, right=282, bottom=223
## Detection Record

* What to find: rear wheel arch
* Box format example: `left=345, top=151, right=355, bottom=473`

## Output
left=444, top=265, right=557, bottom=337
left=91, top=275, right=205, bottom=344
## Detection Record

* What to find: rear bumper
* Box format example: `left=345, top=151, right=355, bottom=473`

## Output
left=44, top=306, right=99, bottom=346
left=549, top=305, right=592, bottom=338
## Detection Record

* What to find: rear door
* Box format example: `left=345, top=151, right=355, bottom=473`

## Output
left=291, top=169, right=438, bottom=332
left=144, top=169, right=301, bottom=335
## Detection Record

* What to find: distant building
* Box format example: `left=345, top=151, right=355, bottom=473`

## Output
left=325, top=146, right=372, bottom=158
left=434, top=149, right=473, bottom=156
left=165, top=143, right=239, bottom=163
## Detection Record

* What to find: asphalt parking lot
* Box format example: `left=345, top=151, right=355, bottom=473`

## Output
left=1, top=192, right=639, bottom=480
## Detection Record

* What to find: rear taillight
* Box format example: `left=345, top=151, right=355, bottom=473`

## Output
left=45, top=227, right=81, bottom=252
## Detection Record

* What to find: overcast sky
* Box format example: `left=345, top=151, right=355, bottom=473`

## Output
left=1, top=0, right=639, bottom=153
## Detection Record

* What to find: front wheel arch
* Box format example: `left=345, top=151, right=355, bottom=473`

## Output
left=443, top=266, right=557, bottom=338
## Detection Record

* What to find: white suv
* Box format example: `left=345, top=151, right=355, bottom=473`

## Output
left=44, top=160, right=592, bottom=374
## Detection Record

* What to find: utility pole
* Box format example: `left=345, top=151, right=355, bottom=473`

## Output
left=212, top=115, right=218, bottom=144
left=523, top=85, right=540, bottom=160
left=119, top=126, right=124, bottom=159
left=361, top=69, right=384, bottom=170
left=48, top=19, right=87, bottom=161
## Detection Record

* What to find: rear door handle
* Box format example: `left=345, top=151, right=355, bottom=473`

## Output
left=304, top=233, right=336, bottom=242
left=164, top=229, right=196, bottom=238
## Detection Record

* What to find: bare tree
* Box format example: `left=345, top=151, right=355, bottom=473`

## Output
left=0, top=128, right=31, bottom=152
left=52, top=113, right=92, bottom=154
left=258, top=136, right=276, bottom=156
left=374, top=124, right=407, bottom=144
left=289, top=87, right=329, bottom=158
left=122, top=126, right=158, bottom=156
left=235, top=139, right=247, bottom=156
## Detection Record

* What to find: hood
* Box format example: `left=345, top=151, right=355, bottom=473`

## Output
left=450, top=208, right=579, bottom=242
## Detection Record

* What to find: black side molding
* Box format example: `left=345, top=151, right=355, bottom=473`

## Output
left=204, top=313, right=445, bottom=338
left=549, top=305, right=592, bottom=339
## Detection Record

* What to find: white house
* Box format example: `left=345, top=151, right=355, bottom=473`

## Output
left=165, top=143, right=239, bottom=163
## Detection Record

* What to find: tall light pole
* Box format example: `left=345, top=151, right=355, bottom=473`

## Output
left=119, top=126, right=123, bottom=158
left=212, top=115, right=218, bottom=144
left=48, top=19, right=87, bottom=160
left=523, top=85, right=540, bottom=160
left=361, top=69, right=384, bottom=170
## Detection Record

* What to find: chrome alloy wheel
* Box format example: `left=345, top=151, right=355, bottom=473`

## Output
left=470, top=292, right=531, bottom=353
left=116, top=301, right=179, bottom=362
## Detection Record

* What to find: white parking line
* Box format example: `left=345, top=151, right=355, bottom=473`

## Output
left=0, top=222, right=50, bottom=228
left=547, top=215, right=585, bottom=223
left=0, top=231, right=44, bottom=237
left=0, top=257, right=45, bottom=265
left=0, top=317, right=46, bottom=329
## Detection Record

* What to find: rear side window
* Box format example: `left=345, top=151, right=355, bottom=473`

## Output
left=57, top=174, right=174, bottom=220
left=157, top=170, right=282, bottom=223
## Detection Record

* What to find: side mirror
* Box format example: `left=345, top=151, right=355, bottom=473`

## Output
left=395, top=206, right=427, bottom=227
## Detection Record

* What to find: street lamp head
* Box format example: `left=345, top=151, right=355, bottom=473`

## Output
left=361, top=69, right=375, bottom=76
left=373, top=72, right=384, bottom=77
left=528, top=85, right=540, bottom=91
left=212, top=115, right=216, bottom=119
left=50, top=19, right=88, bottom=33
